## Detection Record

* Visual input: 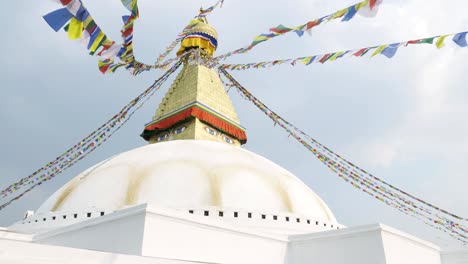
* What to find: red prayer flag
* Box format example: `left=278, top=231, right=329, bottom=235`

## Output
left=319, top=54, right=331, bottom=64
left=369, top=0, right=377, bottom=10
left=269, top=27, right=291, bottom=34
left=122, top=27, right=133, bottom=37
left=99, top=64, right=111, bottom=74
left=306, top=20, right=319, bottom=30
left=60, top=0, right=73, bottom=5
left=406, top=39, right=421, bottom=46
left=353, top=48, right=367, bottom=57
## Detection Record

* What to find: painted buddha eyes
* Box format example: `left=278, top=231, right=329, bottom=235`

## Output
left=157, top=133, right=169, bottom=142
left=155, top=126, right=187, bottom=142
left=205, top=127, right=218, bottom=136
left=173, top=126, right=187, bottom=135
left=223, top=136, right=234, bottom=144
left=204, top=126, right=235, bottom=144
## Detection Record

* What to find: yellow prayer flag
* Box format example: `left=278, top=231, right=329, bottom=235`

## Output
left=253, top=35, right=269, bottom=42
left=68, top=17, right=83, bottom=40
left=102, top=38, right=114, bottom=47
left=89, top=31, right=105, bottom=53
left=371, top=45, right=387, bottom=57
left=332, top=8, right=348, bottom=19
left=436, top=35, right=449, bottom=49
left=301, top=57, right=312, bottom=65
left=356, top=0, right=369, bottom=11
left=329, top=52, right=345, bottom=62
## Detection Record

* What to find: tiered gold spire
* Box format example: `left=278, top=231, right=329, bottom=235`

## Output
left=141, top=19, right=247, bottom=146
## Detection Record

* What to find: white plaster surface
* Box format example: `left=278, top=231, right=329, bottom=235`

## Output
left=0, top=239, right=215, bottom=264
left=1, top=205, right=468, bottom=264
left=441, top=249, right=468, bottom=264
left=37, top=140, right=336, bottom=223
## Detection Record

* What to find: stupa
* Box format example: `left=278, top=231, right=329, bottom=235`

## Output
left=0, top=18, right=466, bottom=264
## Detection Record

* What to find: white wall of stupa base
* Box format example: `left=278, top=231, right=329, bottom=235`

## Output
left=1, top=203, right=467, bottom=264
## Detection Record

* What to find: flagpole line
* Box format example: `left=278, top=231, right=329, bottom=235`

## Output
left=219, top=31, right=468, bottom=70
left=218, top=68, right=468, bottom=241
left=0, top=61, right=183, bottom=211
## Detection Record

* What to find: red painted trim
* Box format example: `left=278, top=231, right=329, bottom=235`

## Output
left=144, top=106, right=247, bottom=143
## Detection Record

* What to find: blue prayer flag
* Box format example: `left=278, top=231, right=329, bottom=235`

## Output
left=43, top=8, right=73, bottom=32
left=122, top=15, right=130, bottom=23
left=453, top=32, right=468, bottom=48
left=342, top=6, right=358, bottom=22
left=381, top=43, right=400, bottom=58
left=74, top=6, right=88, bottom=21
left=294, top=30, right=305, bottom=37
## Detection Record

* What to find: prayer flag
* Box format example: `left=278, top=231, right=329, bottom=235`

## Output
left=87, top=28, right=102, bottom=49
left=301, top=56, right=316, bottom=65
left=65, top=0, right=82, bottom=17
left=68, top=17, right=83, bottom=40
left=329, top=52, right=345, bottom=62
left=358, top=0, right=381, bottom=17
left=43, top=8, right=73, bottom=32
left=436, top=35, right=449, bottom=49
left=372, top=45, right=388, bottom=57
left=90, top=33, right=106, bottom=54
left=453, top=32, right=468, bottom=47
left=381, top=43, right=399, bottom=58
left=99, top=43, right=122, bottom=59
left=342, top=6, right=358, bottom=22
left=270, top=25, right=292, bottom=34
left=407, top=37, right=435, bottom=45
left=319, top=53, right=333, bottom=63
left=353, top=48, right=368, bottom=57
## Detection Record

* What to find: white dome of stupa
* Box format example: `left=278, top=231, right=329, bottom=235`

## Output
left=36, top=140, right=336, bottom=223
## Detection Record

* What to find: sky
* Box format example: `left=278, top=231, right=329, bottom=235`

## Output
left=1, top=0, right=468, bottom=249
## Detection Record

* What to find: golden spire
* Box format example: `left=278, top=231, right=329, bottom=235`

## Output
left=141, top=20, right=247, bottom=146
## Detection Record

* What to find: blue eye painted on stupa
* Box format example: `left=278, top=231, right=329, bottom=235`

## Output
left=173, top=126, right=187, bottom=135
left=205, top=127, right=218, bottom=136
left=157, top=133, right=169, bottom=142
left=223, top=136, right=234, bottom=144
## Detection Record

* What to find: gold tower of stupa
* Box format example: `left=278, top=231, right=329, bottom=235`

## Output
left=141, top=18, right=247, bottom=146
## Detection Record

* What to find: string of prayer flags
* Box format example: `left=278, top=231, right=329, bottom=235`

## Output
left=198, top=0, right=225, bottom=17
left=44, top=0, right=158, bottom=75
left=220, top=30, right=468, bottom=71
left=219, top=68, right=468, bottom=245
left=0, top=61, right=183, bottom=211
left=44, top=0, right=116, bottom=56
left=215, top=0, right=383, bottom=61
left=44, top=1, right=124, bottom=66
left=121, top=0, right=139, bottom=16
left=44, top=0, right=226, bottom=75
left=153, top=20, right=202, bottom=67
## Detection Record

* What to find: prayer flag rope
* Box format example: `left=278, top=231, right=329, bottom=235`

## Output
left=219, top=68, right=468, bottom=245
left=44, top=0, right=226, bottom=75
left=215, top=0, right=382, bottom=62
left=220, top=31, right=468, bottom=70
left=197, top=0, right=225, bottom=18
left=0, top=61, right=183, bottom=211
left=43, top=0, right=116, bottom=55
left=43, top=0, right=146, bottom=75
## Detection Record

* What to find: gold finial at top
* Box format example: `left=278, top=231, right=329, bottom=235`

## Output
left=177, top=19, right=218, bottom=57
